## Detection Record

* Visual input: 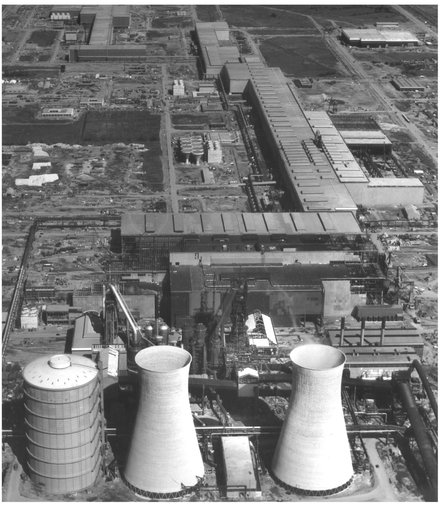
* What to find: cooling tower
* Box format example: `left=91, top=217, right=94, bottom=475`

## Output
left=22, top=354, right=103, bottom=494
left=124, top=346, right=204, bottom=498
left=272, top=344, right=353, bottom=495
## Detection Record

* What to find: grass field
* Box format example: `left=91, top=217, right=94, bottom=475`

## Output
left=2, top=66, right=60, bottom=79
left=220, top=5, right=315, bottom=29
left=196, top=5, right=219, bottom=22
left=3, top=110, right=161, bottom=145
left=27, top=30, right=57, bottom=47
left=172, top=114, right=209, bottom=128
left=260, top=36, right=344, bottom=78
left=270, top=5, right=406, bottom=27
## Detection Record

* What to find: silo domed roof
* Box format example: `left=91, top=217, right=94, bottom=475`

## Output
left=23, top=354, right=97, bottom=390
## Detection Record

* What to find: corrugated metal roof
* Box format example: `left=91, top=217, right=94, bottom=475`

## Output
left=245, top=63, right=359, bottom=211
left=121, top=212, right=361, bottom=236
left=342, top=28, right=419, bottom=44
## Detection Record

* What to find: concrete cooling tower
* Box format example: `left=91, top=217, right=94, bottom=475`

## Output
left=23, top=354, right=103, bottom=494
left=124, top=346, right=204, bottom=498
left=272, top=344, right=353, bottom=495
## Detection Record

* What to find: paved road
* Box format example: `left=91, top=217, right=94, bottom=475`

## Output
left=337, top=438, right=398, bottom=502
left=50, top=30, right=63, bottom=64
left=161, top=64, right=179, bottom=213
left=393, top=5, right=438, bottom=39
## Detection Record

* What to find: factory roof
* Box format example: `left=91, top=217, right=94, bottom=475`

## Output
left=72, top=314, right=102, bottom=352
left=223, top=62, right=251, bottom=81
left=339, top=130, right=392, bottom=146
left=328, top=327, right=424, bottom=347
left=245, top=312, right=277, bottom=345
left=221, top=436, right=258, bottom=493
left=305, top=111, right=368, bottom=183
left=88, top=5, right=113, bottom=45
left=342, top=28, right=419, bottom=44
left=121, top=212, right=361, bottom=237
left=23, top=354, right=98, bottom=390
left=245, top=62, right=358, bottom=211
left=204, top=45, right=240, bottom=67
left=351, top=304, right=404, bottom=321
left=342, top=346, right=420, bottom=366
left=367, top=178, right=424, bottom=188
left=45, top=304, right=70, bottom=312
left=392, top=77, right=425, bottom=90
left=196, top=22, right=240, bottom=75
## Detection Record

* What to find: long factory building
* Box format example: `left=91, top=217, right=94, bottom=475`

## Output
left=242, top=59, right=424, bottom=209
left=120, top=211, right=364, bottom=269
left=197, top=21, right=424, bottom=210
left=244, top=60, right=362, bottom=212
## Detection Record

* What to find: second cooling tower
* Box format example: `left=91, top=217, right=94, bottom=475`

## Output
left=124, top=346, right=204, bottom=498
left=272, top=344, right=353, bottom=495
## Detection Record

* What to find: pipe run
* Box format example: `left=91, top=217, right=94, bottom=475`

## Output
left=396, top=381, right=437, bottom=501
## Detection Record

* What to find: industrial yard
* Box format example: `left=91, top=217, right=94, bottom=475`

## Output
left=2, top=4, right=438, bottom=503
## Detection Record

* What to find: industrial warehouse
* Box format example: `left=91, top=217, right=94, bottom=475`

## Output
left=2, top=4, right=438, bottom=504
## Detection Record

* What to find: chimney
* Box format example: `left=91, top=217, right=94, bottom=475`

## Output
left=360, top=317, right=366, bottom=346
left=339, top=316, right=345, bottom=347
left=380, top=317, right=386, bottom=346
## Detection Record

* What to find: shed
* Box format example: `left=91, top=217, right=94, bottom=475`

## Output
left=220, top=436, right=261, bottom=499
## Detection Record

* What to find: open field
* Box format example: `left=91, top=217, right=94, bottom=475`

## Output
left=354, top=49, right=438, bottom=78
left=2, top=65, right=60, bottom=79
left=296, top=79, right=380, bottom=111
left=269, top=5, right=407, bottom=27
left=260, top=36, right=346, bottom=78
left=405, top=5, right=438, bottom=29
left=220, top=5, right=315, bottom=29
left=3, top=109, right=161, bottom=146
left=151, top=16, right=193, bottom=29
left=196, top=5, right=219, bottom=22
left=27, top=30, right=57, bottom=47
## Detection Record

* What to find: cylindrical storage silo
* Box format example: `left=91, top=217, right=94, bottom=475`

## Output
left=272, top=344, right=353, bottom=495
left=22, top=354, right=103, bottom=494
left=124, top=346, right=204, bottom=498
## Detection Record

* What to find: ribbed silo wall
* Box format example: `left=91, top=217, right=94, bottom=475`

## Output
left=124, top=346, right=204, bottom=498
left=272, top=344, right=353, bottom=495
left=23, top=355, right=103, bottom=494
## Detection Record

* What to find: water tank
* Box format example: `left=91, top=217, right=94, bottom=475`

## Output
left=124, top=346, right=204, bottom=498
left=23, top=354, right=103, bottom=494
left=272, top=344, right=353, bottom=495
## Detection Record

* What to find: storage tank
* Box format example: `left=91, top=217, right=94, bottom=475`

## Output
left=272, top=344, right=353, bottom=495
left=23, top=354, right=103, bottom=494
left=159, top=322, right=169, bottom=344
left=124, top=346, right=204, bottom=498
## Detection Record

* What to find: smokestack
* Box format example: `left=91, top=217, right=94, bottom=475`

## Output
left=380, top=317, right=386, bottom=346
left=124, top=346, right=204, bottom=498
left=272, top=344, right=353, bottom=495
left=339, top=316, right=345, bottom=347
left=360, top=317, right=366, bottom=346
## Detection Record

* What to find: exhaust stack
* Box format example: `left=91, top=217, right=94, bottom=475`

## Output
left=272, top=344, right=353, bottom=495
left=124, top=346, right=204, bottom=498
